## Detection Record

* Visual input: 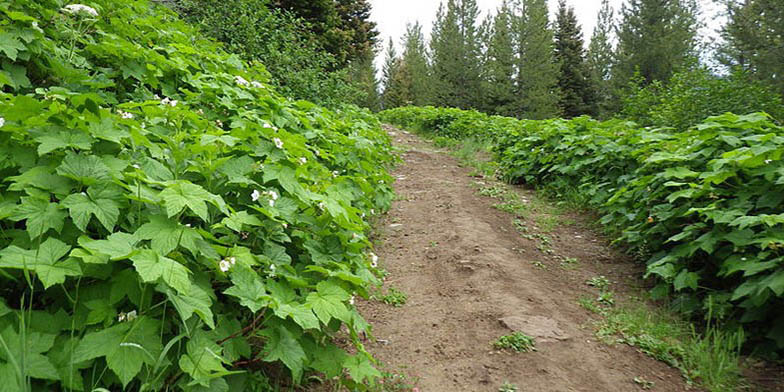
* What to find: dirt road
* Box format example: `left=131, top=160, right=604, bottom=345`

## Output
left=358, top=126, right=690, bottom=391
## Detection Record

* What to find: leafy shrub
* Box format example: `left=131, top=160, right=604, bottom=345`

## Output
left=0, top=1, right=394, bottom=390
left=174, top=0, right=359, bottom=106
left=621, top=67, right=784, bottom=130
left=381, top=106, right=784, bottom=355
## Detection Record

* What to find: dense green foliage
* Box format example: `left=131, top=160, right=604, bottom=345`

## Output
left=621, top=67, right=784, bottom=130
left=0, top=1, right=394, bottom=390
left=380, top=106, right=784, bottom=355
left=174, top=0, right=357, bottom=106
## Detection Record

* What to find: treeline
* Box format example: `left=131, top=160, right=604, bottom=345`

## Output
left=381, top=0, right=784, bottom=124
left=171, top=0, right=382, bottom=108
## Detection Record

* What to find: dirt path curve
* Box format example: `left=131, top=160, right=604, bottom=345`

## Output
left=358, top=126, right=690, bottom=392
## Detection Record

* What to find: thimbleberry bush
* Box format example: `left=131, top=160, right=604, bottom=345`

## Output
left=0, top=1, right=394, bottom=390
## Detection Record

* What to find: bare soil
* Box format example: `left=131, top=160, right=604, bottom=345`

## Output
left=357, top=126, right=693, bottom=392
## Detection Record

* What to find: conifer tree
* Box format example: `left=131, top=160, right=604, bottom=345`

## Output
left=481, top=1, right=517, bottom=117
left=513, top=0, right=561, bottom=119
left=720, top=0, right=784, bottom=96
left=401, top=22, right=433, bottom=106
left=347, top=53, right=381, bottom=111
left=586, top=0, right=616, bottom=118
left=382, top=38, right=412, bottom=108
left=429, top=0, right=483, bottom=109
left=554, top=0, right=592, bottom=118
left=613, top=0, right=699, bottom=87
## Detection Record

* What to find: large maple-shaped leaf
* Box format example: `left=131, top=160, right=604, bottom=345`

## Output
left=0, top=238, right=80, bottom=289
left=223, top=265, right=269, bottom=312
left=344, top=353, right=381, bottom=384
left=74, top=232, right=138, bottom=263
left=61, top=190, right=120, bottom=231
left=130, top=250, right=191, bottom=294
left=305, top=281, right=350, bottom=325
left=0, top=326, right=59, bottom=382
left=10, top=197, right=67, bottom=240
left=135, top=215, right=201, bottom=255
left=160, top=181, right=226, bottom=222
left=35, top=129, right=93, bottom=155
left=56, top=152, right=111, bottom=186
left=0, top=33, right=26, bottom=61
left=163, top=279, right=215, bottom=329
left=259, top=325, right=306, bottom=382
left=178, top=330, right=231, bottom=386
left=73, top=317, right=163, bottom=388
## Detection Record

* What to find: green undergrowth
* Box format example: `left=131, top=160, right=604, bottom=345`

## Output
left=0, top=1, right=394, bottom=391
left=380, top=106, right=784, bottom=358
left=587, top=299, right=745, bottom=392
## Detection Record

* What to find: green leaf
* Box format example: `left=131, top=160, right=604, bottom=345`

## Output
left=160, top=181, right=224, bottom=222
left=130, top=250, right=191, bottom=294
left=673, top=270, right=700, bottom=291
left=164, top=278, right=215, bottom=329
left=0, top=238, right=80, bottom=289
left=344, top=353, right=381, bottom=384
left=0, top=326, right=59, bottom=382
left=77, top=232, right=138, bottom=261
left=135, top=215, right=202, bottom=255
left=220, top=211, right=262, bottom=233
left=56, top=152, right=111, bottom=186
left=35, top=130, right=93, bottom=155
left=0, top=33, right=26, bottom=61
left=305, top=281, right=350, bottom=325
left=274, top=303, right=319, bottom=330
left=178, top=330, right=230, bottom=387
left=61, top=190, right=120, bottom=231
left=73, top=317, right=163, bottom=388
left=260, top=325, right=306, bottom=382
left=224, top=265, right=269, bottom=312
left=11, top=197, right=67, bottom=240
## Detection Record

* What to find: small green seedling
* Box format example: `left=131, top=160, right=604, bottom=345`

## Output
left=493, top=332, right=536, bottom=353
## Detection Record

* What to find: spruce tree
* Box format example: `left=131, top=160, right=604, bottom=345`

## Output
left=481, top=1, right=517, bottom=117
left=382, top=38, right=411, bottom=108
left=513, top=0, right=561, bottom=119
left=429, top=0, right=483, bottom=109
left=613, top=0, right=699, bottom=87
left=347, top=53, right=381, bottom=111
left=720, top=0, right=784, bottom=96
left=401, top=22, right=433, bottom=106
left=554, top=0, right=592, bottom=118
left=586, top=0, right=616, bottom=118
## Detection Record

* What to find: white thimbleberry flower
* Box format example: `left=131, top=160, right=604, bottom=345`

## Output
left=131, top=164, right=140, bottom=169
left=219, top=259, right=231, bottom=272
left=251, top=81, right=264, bottom=88
left=349, top=296, right=356, bottom=306
left=235, top=76, right=249, bottom=86
left=251, top=189, right=261, bottom=202
left=229, top=257, right=236, bottom=265
left=765, top=159, right=773, bottom=164
left=268, top=199, right=275, bottom=208
left=0, top=117, right=4, bottom=128
left=263, top=122, right=273, bottom=129
left=62, top=4, right=98, bottom=17
left=274, top=138, right=284, bottom=149
left=299, top=157, right=307, bottom=165
left=117, top=312, right=126, bottom=322
left=126, top=310, right=137, bottom=322
left=370, top=253, right=379, bottom=268
left=282, top=223, right=288, bottom=229
left=120, top=111, right=133, bottom=119
left=318, top=202, right=326, bottom=210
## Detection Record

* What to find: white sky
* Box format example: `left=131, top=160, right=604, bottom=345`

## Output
left=370, top=0, right=725, bottom=71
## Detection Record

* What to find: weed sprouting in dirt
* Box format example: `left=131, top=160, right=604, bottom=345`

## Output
left=498, top=381, right=519, bottom=392
left=587, top=276, right=610, bottom=290
left=493, top=332, right=537, bottom=353
left=375, top=287, right=408, bottom=307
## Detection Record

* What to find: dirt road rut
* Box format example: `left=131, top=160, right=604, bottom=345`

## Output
left=358, top=127, right=690, bottom=392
